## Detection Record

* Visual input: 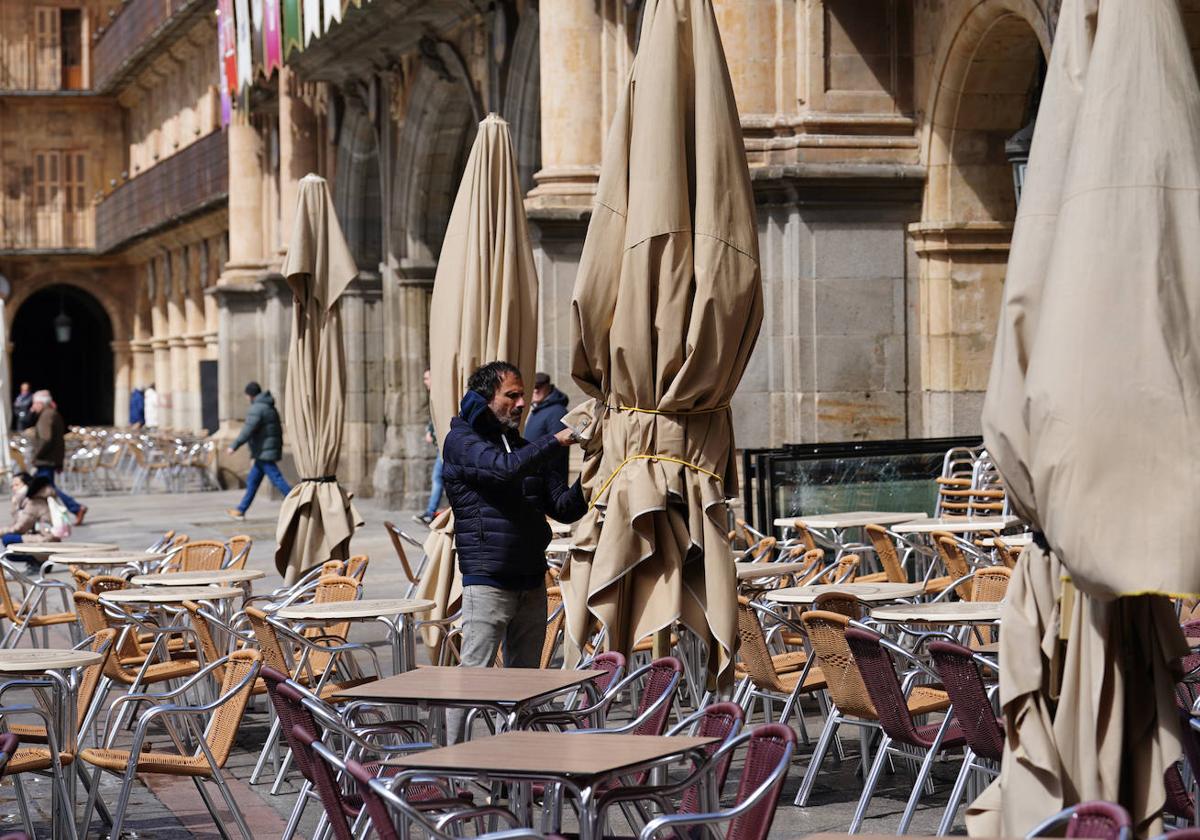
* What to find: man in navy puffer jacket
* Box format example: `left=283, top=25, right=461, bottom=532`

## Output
left=442, top=361, right=585, bottom=740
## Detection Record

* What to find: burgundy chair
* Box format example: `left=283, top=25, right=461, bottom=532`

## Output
left=522, top=656, right=683, bottom=735
left=1026, top=801, right=1132, bottom=840
left=637, top=723, right=797, bottom=840
left=929, top=639, right=1005, bottom=834
left=844, top=627, right=967, bottom=834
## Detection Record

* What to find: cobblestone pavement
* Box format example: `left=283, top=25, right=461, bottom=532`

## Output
left=0, top=489, right=968, bottom=837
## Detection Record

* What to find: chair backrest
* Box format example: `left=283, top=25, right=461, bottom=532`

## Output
left=934, top=533, right=973, bottom=599
left=972, top=566, right=1011, bottom=603
left=289, top=726, right=356, bottom=840
left=345, top=756, right=402, bottom=840
left=634, top=656, right=684, bottom=736
left=202, top=650, right=261, bottom=767
left=225, top=535, right=252, bottom=570
left=383, top=520, right=420, bottom=585
left=182, top=601, right=228, bottom=681
left=724, top=724, right=797, bottom=840
left=734, top=597, right=786, bottom=693
left=76, top=628, right=117, bottom=729
left=541, top=586, right=565, bottom=669
left=85, top=575, right=129, bottom=595
left=675, top=701, right=745, bottom=815
left=845, top=627, right=928, bottom=746
left=169, top=533, right=189, bottom=549
left=0, top=564, right=22, bottom=619
left=812, top=590, right=862, bottom=621
left=746, top=537, right=776, bottom=563
left=928, top=640, right=1004, bottom=761
left=587, top=651, right=626, bottom=700
left=935, top=476, right=973, bottom=517
left=260, top=667, right=320, bottom=784
left=790, top=521, right=818, bottom=552
left=1035, top=801, right=1132, bottom=840
left=865, top=525, right=908, bottom=583
left=177, top=540, right=228, bottom=572
left=820, top=553, right=859, bottom=584
left=800, top=610, right=875, bottom=718
left=311, top=574, right=360, bottom=643
left=70, top=567, right=92, bottom=590
left=345, top=555, right=369, bottom=583
left=245, top=606, right=292, bottom=674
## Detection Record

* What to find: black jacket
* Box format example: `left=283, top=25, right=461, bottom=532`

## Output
left=443, top=391, right=586, bottom=589
left=233, top=392, right=284, bottom=462
left=524, top=387, right=570, bottom=482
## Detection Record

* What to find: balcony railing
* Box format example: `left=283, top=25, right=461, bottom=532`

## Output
left=95, top=129, right=227, bottom=252
left=0, top=199, right=93, bottom=251
left=92, top=0, right=209, bottom=93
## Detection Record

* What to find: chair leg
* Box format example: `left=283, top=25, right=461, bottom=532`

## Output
left=897, top=717, right=954, bottom=834
left=80, top=766, right=107, bottom=837
left=849, top=733, right=892, bottom=834
left=249, top=713, right=282, bottom=784
left=282, top=780, right=312, bottom=840
left=11, top=774, right=35, bottom=838
left=795, top=711, right=841, bottom=806
left=938, top=750, right=975, bottom=836
left=269, top=747, right=296, bottom=794
left=108, top=759, right=143, bottom=840
left=193, top=775, right=240, bottom=840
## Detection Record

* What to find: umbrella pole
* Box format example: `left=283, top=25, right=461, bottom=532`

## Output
left=652, top=628, right=672, bottom=658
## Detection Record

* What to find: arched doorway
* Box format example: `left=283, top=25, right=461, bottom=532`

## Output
left=910, top=2, right=1049, bottom=435
left=12, top=284, right=114, bottom=426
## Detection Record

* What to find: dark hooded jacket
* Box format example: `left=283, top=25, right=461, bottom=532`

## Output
left=232, top=392, right=284, bottom=462
left=442, top=390, right=586, bottom=589
left=523, top=387, right=570, bottom=482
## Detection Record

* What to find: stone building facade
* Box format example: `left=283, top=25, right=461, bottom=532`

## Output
left=1, top=0, right=1071, bottom=506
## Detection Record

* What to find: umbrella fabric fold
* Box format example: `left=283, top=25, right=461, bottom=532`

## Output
left=415, top=114, right=540, bottom=640
left=972, top=0, right=1199, bottom=831
left=560, top=0, right=762, bottom=683
left=275, top=174, right=363, bottom=583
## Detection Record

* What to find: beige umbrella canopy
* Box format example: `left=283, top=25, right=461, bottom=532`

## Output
left=560, top=0, right=762, bottom=683
left=275, top=174, right=363, bottom=583
left=414, top=114, right=540, bottom=634
left=970, top=0, right=1197, bottom=832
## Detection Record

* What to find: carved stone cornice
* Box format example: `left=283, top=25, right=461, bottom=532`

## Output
left=908, top=221, right=1014, bottom=257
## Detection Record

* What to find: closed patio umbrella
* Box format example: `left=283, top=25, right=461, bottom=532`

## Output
left=559, top=0, right=762, bottom=683
left=275, top=174, right=363, bottom=583
left=415, top=114, right=540, bottom=639
left=970, top=0, right=1196, bottom=832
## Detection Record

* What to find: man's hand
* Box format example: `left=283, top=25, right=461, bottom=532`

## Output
left=226, top=447, right=235, bottom=455
left=424, top=431, right=434, bottom=445
left=554, top=428, right=577, bottom=446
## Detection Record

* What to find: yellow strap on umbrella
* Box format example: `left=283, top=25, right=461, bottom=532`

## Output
left=589, top=453, right=723, bottom=511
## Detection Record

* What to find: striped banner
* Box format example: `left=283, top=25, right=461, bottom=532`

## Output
left=282, top=0, right=302, bottom=57
left=218, top=0, right=237, bottom=118
left=303, top=0, right=320, bottom=46
left=323, top=0, right=341, bottom=29
left=263, top=0, right=282, bottom=75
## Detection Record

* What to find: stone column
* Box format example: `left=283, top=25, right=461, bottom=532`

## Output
left=226, top=111, right=265, bottom=269
left=112, top=340, right=132, bottom=428
left=278, top=66, right=319, bottom=252
left=524, top=0, right=604, bottom=214
left=184, top=245, right=205, bottom=432
left=167, top=249, right=190, bottom=431
left=712, top=0, right=776, bottom=117
left=150, top=258, right=173, bottom=429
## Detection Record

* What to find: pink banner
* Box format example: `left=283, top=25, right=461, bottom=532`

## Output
left=218, top=0, right=235, bottom=124
left=263, top=0, right=282, bottom=76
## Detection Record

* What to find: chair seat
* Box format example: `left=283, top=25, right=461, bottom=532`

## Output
left=734, top=650, right=809, bottom=678
left=80, top=747, right=213, bottom=777
left=907, top=685, right=952, bottom=717
left=17, top=610, right=76, bottom=627
left=113, top=657, right=201, bottom=686
left=777, top=665, right=827, bottom=693
left=5, top=746, right=74, bottom=773
left=910, top=717, right=967, bottom=750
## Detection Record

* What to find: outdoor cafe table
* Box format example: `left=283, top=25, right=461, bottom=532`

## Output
left=336, top=665, right=605, bottom=731
left=130, top=568, right=265, bottom=587
left=385, top=730, right=716, bottom=840
left=869, top=601, right=1004, bottom=625
left=51, top=550, right=170, bottom=571
left=275, top=597, right=434, bottom=675
left=765, top=581, right=928, bottom=607
left=17, top=542, right=119, bottom=573
left=978, top=533, right=1033, bottom=548
left=0, top=647, right=104, bottom=840
left=890, top=516, right=1020, bottom=535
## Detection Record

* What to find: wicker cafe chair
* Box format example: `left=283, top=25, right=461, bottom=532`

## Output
left=933, top=533, right=976, bottom=599
left=78, top=650, right=262, bottom=839
left=1026, top=801, right=1133, bottom=840
left=169, top=539, right=229, bottom=572
left=383, top=520, right=429, bottom=597
left=972, top=566, right=1011, bottom=603
left=225, top=535, right=253, bottom=570
left=844, top=627, right=967, bottom=833
left=865, top=525, right=912, bottom=583
left=733, top=597, right=826, bottom=730
left=0, top=685, right=79, bottom=837
left=793, top=610, right=952, bottom=807
left=929, top=640, right=1005, bottom=834
left=818, top=553, right=860, bottom=585
left=0, top=560, right=79, bottom=648
left=812, top=590, right=863, bottom=621
left=639, top=724, right=797, bottom=840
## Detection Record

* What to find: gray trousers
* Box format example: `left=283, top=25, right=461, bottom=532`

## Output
left=446, top=584, right=547, bottom=743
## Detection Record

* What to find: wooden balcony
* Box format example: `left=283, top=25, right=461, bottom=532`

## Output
left=95, top=129, right=227, bottom=253
left=92, top=0, right=210, bottom=93
left=0, top=200, right=94, bottom=252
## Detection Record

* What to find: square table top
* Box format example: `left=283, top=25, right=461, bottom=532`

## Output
left=891, top=516, right=1020, bottom=535
left=773, top=512, right=928, bottom=530
left=336, top=665, right=605, bottom=705
left=765, top=581, right=927, bottom=605
left=386, top=730, right=715, bottom=778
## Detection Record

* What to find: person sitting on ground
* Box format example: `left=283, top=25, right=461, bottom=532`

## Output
left=3, top=472, right=63, bottom=572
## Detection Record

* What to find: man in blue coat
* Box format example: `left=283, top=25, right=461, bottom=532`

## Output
left=522, top=372, right=570, bottom=483
left=442, top=361, right=585, bottom=741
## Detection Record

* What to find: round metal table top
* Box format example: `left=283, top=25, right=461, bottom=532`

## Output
left=0, top=648, right=103, bottom=671
left=978, top=533, right=1033, bottom=548
left=869, top=600, right=1003, bottom=624
left=53, top=551, right=170, bottom=566
left=765, top=581, right=927, bottom=605
left=15, top=542, right=120, bottom=557
left=735, top=561, right=815, bottom=581
left=276, top=597, right=436, bottom=621
left=890, top=516, right=1020, bottom=535
left=100, top=585, right=244, bottom=604
left=130, top=568, right=265, bottom=587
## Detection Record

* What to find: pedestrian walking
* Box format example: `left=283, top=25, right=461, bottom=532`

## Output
left=225, top=381, right=291, bottom=520
left=523, top=371, right=570, bottom=482
left=11, top=382, right=32, bottom=432
left=442, top=361, right=584, bottom=742
left=415, top=368, right=443, bottom=526
left=129, top=386, right=145, bottom=428
left=143, top=383, right=160, bottom=429
left=28, top=390, right=87, bottom=525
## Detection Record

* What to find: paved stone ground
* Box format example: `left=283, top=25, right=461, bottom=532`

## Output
left=0, top=488, right=973, bottom=837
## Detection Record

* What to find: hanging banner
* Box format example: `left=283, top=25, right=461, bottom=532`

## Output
left=234, top=0, right=252, bottom=91
left=282, top=0, right=302, bottom=58
left=263, top=0, right=282, bottom=75
left=250, top=0, right=264, bottom=78
left=218, top=0, right=237, bottom=119
left=303, top=0, right=320, bottom=46
left=323, top=0, right=341, bottom=29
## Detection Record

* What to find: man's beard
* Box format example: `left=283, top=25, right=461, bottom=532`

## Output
left=496, top=409, right=522, bottom=430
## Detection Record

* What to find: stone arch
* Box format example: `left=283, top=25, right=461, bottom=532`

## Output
left=502, top=5, right=541, bottom=194
left=909, top=0, right=1049, bottom=435
left=7, top=271, right=127, bottom=341
left=391, top=66, right=479, bottom=273
left=333, top=104, right=383, bottom=270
